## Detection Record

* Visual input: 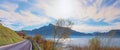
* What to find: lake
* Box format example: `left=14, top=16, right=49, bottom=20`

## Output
left=47, top=37, right=120, bottom=47
left=61, top=38, right=120, bottom=47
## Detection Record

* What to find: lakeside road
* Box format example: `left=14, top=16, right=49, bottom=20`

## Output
left=0, top=40, right=32, bottom=50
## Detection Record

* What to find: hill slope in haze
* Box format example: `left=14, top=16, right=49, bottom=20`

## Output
left=24, top=24, right=93, bottom=37
left=24, top=24, right=120, bottom=38
left=0, top=24, right=23, bottom=46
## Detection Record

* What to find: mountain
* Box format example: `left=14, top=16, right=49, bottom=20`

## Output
left=0, top=24, right=23, bottom=46
left=24, top=24, right=55, bottom=36
left=24, top=24, right=93, bottom=38
left=98, top=30, right=120, bottom=37
left=24, top=24, right=120, bottom=38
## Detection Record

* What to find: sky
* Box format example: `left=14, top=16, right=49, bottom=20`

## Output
left=0, top=0, right=120, bottom=33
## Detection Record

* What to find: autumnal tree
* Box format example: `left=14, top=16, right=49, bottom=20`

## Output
left=89, top=37, right=100, bottom=50
left=26, top=36, right=33, bottom=41
left=45, top=40, right=52, bottom=50
left=34, top=34, right=42, bottom=43
left=21, top=30, right=26, bottom=37
left=17, top=30, right=27, bottom=38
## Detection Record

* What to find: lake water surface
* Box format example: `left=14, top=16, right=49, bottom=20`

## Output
left=48, top=38, right=120, bottom=47
left=61, top=38, right=120, bottom=47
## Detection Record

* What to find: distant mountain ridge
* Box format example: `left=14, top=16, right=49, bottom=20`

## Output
left=24, top=24, right=120, bottom=38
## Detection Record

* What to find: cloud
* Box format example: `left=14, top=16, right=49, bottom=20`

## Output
left=32, top=0, right=120, bottom=32
left=19, top=10, right=51, bottom=26
left=13, top=0, right=28, bottom=2
left=72, top=23, right=120, bottom=33
left=0, top=2, right=18, bottom=11
left=0, top=2, right=51, bottom=30
left=0, top=0, right=120, bottom=32
left=34, top=0, right=120, bottom=22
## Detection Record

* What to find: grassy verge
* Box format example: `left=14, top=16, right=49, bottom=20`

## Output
left=31, top=41, right=39, bottom=50
left=39, top=40, right=58, bottom=50
left=0, top=25, right=23, bottom=46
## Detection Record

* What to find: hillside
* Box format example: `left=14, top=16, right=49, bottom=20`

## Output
left=24, top=24, right=93, bottom=38
left=24, top=24, right=120, bottom=38
left=0, top=24, right=23, bottom=46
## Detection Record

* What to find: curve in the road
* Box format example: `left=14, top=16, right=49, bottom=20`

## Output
left=0, top=40, right=32, bottom=50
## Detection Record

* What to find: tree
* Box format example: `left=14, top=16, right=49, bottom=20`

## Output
left=89, top=37, right=100, bottom=50
left=26, top=36, right=33, bottom=41
left=34, top=34, right=42, bottom=43
left=52, top=19, right=74, bottom=50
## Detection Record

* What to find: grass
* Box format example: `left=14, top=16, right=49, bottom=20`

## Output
left=0, top=24, right=23, bottom=46
left=31, top=41, right=39, bottom=50
left=26, top=34, right=58, bottom=50
left=38, top=39, right=57, bottom=50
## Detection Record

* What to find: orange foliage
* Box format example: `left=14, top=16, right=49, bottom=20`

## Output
left=34, top=34, right=42, bottom=43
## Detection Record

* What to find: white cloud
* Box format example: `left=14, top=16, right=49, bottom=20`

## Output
left=32, top=0, right=120, bottom=32
left=35, top=0, right=80, bottom=19
left=0, top=2, right=51, bottom=30
left=0, top=2, right=18, bottom=12
left=72, top=23, right=120, bottom=33
left=17, top=0, right=28, bottom=2
left=19, top=10, right=51, bottom=26
left=0, top=0, right=120, bottom=32
left=9, top=0, right=28, bottom=2
left=34, top=0, right=120, bottom=22
left=0, top=10, right=51, bottom=30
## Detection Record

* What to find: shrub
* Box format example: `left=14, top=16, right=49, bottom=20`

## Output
left=89, top=37, right=100, bottom=50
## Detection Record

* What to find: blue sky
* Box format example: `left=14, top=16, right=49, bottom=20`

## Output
left=0, top=0, right=120, bottom=33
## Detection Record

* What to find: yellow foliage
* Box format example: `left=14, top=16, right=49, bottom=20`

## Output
left=89, top=37, right=100, bottom=50
left=34, top=34, right=42, bottom=43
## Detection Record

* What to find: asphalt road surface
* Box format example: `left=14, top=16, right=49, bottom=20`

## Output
left=0, top=40, right=32, bottom=50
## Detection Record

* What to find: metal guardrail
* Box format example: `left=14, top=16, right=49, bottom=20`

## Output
left=34, top=41, right=41, bottom=50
